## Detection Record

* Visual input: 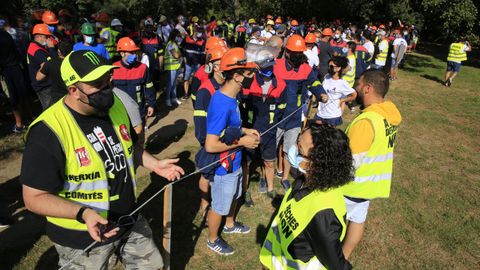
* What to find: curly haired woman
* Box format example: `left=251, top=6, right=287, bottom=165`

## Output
left=260, top=123, right=353, bottom=269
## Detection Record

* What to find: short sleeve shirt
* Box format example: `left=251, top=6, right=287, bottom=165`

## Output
left=316, top=75, right=355, bottom=119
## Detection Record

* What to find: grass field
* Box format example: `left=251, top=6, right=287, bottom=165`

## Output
left=1, top=46, right=479, bottom=269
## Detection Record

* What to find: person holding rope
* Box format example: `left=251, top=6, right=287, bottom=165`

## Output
left=20, top=50, right=184, bottom=269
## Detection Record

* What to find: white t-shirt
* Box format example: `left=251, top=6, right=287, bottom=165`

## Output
left=304, top=46, right=319, bottom=67
left=363, top=41, right=375, bottom=57
left=348, top=54, right=355, bottom=70
left=375, top=40, right=388, bottom=66
left=391, top=38, right=407, bottom=58
left=316, top=75, right=355, bottom=119
left=261, top=29, right=275, bottom=40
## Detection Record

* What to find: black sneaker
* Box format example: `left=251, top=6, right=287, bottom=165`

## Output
left=266, top=190, right=276, bottom=199
left=274, top=170, right=283, bottom=179
left=244, top=191, right=254, bottom=207
left=281, top=180, right=291, bottom=191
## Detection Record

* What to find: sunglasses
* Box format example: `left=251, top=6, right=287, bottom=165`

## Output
left=329, top=65, right=339, bottom=69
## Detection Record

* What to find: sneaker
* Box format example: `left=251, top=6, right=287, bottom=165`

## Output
left=173, top=98, right=182, bottom=105
left=266, top=190, right=276, bottom=199
left=244, top=191, right=254, bottom=207
left=281, top=180, right=291, bottom=191
left=259, top=178, right=267, bottom=193
left=207, top=237, right=234, bottom=256
left=223, top=222, right=251, bottom=234
left=12, top=125, right=25, bottom=134
left=447, top=79, right=452, bottom=87
left=165, top=101, right=172, bottom=107
left=275, top=170, right=283, bottom=179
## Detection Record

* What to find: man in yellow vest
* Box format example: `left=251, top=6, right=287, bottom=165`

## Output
left=372, top=30, right=389, bottom=70
left=341, top=69, right=402, bottom=260
left=444, top=39, right=471, bottom=87
left=20, top=50, right=184, bottom=268
left=100, top=18, right=123, bottom=61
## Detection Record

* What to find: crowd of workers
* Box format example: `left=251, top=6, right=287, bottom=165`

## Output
left=0, top=7, right=472, bottom=270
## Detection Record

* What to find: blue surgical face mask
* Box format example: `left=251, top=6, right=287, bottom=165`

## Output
left=48, top=25, right=55, bottom=33
left=259, top=67, right=273, bottom=77
left=84, top=36, right=94, bottom=45
left=274, top=24, right=279, bottom=30
left=126, top=54, right=137, bottom=65
left=287, top=145, right=307, bottom=174
left=291, top=26, right=298, bottom=31
left=342, top=47, right=349, bottom=54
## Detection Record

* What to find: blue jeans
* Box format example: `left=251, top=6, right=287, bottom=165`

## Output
left=211, top=168, right=243, bottom=215
left=165, top=69, right=179, bottom=103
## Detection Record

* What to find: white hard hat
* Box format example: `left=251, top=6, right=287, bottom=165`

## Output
left=111, top=18, right=123, bottom=27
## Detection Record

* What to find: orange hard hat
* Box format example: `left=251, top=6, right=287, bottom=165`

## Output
left=95, top=12, right=110, bottom=23
left=32, top=24, right=52, bottom=36
left=371, top=25, right=377, bottom=30
left=286, top=34, right=307, bottom=52
left=220, top=48, right=257, bottom=71
left=117, top=37, right=140, bottom=52
left=291, top=20, right=299, bottom=26
left=275, top=17, right=282, bottom=24
left=305, top=33, right=316, bottom=43
left=207, top=46, right=228, bottom=62
left=42, top=10, right=59, bottom=25
left=322, top=27, right=333, bottom=36
left=205, top=36, right=227, bottom=52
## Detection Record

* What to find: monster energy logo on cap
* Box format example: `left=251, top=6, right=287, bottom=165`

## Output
left=61, top=50, right=118, bottom=86
left=83, top=51, right=101, bottom=65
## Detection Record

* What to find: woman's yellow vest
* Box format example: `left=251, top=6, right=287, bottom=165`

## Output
left=342, top=111, right=397, bottom=199
left=27, top=96, right=136, bottom=231
left=344, top=54, right=356, bottom=87
left=260, top=186, right=346, bottom=269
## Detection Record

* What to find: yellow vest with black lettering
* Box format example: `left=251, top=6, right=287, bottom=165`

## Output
left=260, top=186, right=347, bottom=270
left=27, top=96, right=136, bottom=231
left=342, top=111, right=397, bottom=199
left=375, top=39, right=389, bottom=64
left=344, top=54, right=356, bottom=87
left=100, top=27, right=120, bottom=59
left=447, top=42, right=467, bottom=63
left=164, top=41, right=181, bottom=70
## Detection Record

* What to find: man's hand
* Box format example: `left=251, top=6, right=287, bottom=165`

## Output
left=320, top=94, right=328, bottom=103
left=153, top=158, right=185, bottom=181
left=243, top=128, right=261, bottom=138
left=147, top=106, right=154, bottom=117
left=83, top=208, right=119, bottom=242
left=239, top=134, right=260, bottom=149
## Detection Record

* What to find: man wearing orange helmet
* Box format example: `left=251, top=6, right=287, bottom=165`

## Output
left=286, top=19, right=300, bottom=36
left=317, top=27, right=334, bottom=80
left=192, top=45, right=227, bottom=218
left=274, top=34, right=328, bottom=190
left=41, top=10, right=60, bottom=43
left=204, top=48, right=260, bottom=255
left=112, top=37, right=156, bottom=137
left=304, top=33, right=319, bottom=68
left=27, top=24, right=57, bottom=109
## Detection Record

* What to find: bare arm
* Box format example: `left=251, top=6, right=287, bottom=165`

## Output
left=134, top=144, right=184, bottom=181
left=205, top=133, right=259, bottom=153
left=340, top=91, right=357, bottom=104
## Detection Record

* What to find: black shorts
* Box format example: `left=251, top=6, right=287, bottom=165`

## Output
left=245, top=132, right=276, bottom=162
left=0, top=65, right=27, bottom=110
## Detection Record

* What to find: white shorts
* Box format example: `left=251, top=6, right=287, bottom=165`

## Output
left=344, top=197, right=370, bottom=224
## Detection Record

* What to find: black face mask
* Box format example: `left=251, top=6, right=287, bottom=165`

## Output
left=78, top=84, right=114, bottom=114
left=328, top=66, right=336, bottom=76
left=241, top=75, right=254, bottom=89
left=287, top=52, right=307, bottom=68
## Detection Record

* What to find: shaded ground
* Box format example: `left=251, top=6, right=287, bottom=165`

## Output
left=1, top=47, right=479, bottom=269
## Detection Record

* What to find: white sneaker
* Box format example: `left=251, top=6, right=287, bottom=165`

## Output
left=173, top=99, right=182, bottom=105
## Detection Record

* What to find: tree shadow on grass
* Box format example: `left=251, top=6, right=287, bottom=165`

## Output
left=401, top=53, right=443, bottom=73
left=145, top=119, right=189, bottom=155
left=0, top=176, right=46, bottom=270
left=137, top=150, right=200, bottom=270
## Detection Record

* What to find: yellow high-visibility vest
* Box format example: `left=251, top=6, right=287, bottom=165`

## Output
left=447, top=42, right=467, bottom=63
left=342, top=111, right=398, bottom=199
left=27, top=96, right=136, bottom=231
left=344, top=54, right=356, bottom=87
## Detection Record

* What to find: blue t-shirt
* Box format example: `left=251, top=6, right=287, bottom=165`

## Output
left=207, top=90, right=242, bottom=175
left=73, top=42, right=110, bottom=60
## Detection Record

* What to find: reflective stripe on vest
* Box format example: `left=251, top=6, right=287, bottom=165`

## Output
left=342, top=111, right=398, bottom=199
left=344, top=54, right=356, bottom=87
left=259, top=186, right=347, bottom=269
left=27, top=95, right=136, bottom=231
left=447, top=42, right=467, bottom=63
left=376, top=40, right=389, bottom=62
left=164, top=41, right=181, bottom=70
left=101, top=28, right=120, bottom=59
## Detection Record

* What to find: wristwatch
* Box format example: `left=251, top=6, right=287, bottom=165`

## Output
left=76, top=206, right=89, bottom=224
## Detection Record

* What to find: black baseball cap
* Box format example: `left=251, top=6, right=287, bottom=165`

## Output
left=61, top=50, right=118, bottom=86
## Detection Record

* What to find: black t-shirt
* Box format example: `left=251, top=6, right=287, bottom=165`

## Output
left=20, top=104, right=138, bottom=249
left=318, top=41, right=334, bottom=69
left=0, top=30, right=22, bottom=68
left=39, top=58, right=67, bottom=104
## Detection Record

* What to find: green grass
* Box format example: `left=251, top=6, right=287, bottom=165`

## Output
left=2, top=48, right=480, bottom=269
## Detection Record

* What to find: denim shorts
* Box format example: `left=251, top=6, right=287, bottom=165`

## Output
left=211, top=168, right=243, bottom=215
left=276, top=127, right=301, bottom=154
left=183, top=63, right=200, bottom=80
left=446, top=61, right=461, bottom=73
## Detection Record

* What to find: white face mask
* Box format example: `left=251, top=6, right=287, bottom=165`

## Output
left=287, top=145, right=307, bottom=174
left=84, top=36, right=94, bottom=45
left=334, top=34, right=340, bottom=39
